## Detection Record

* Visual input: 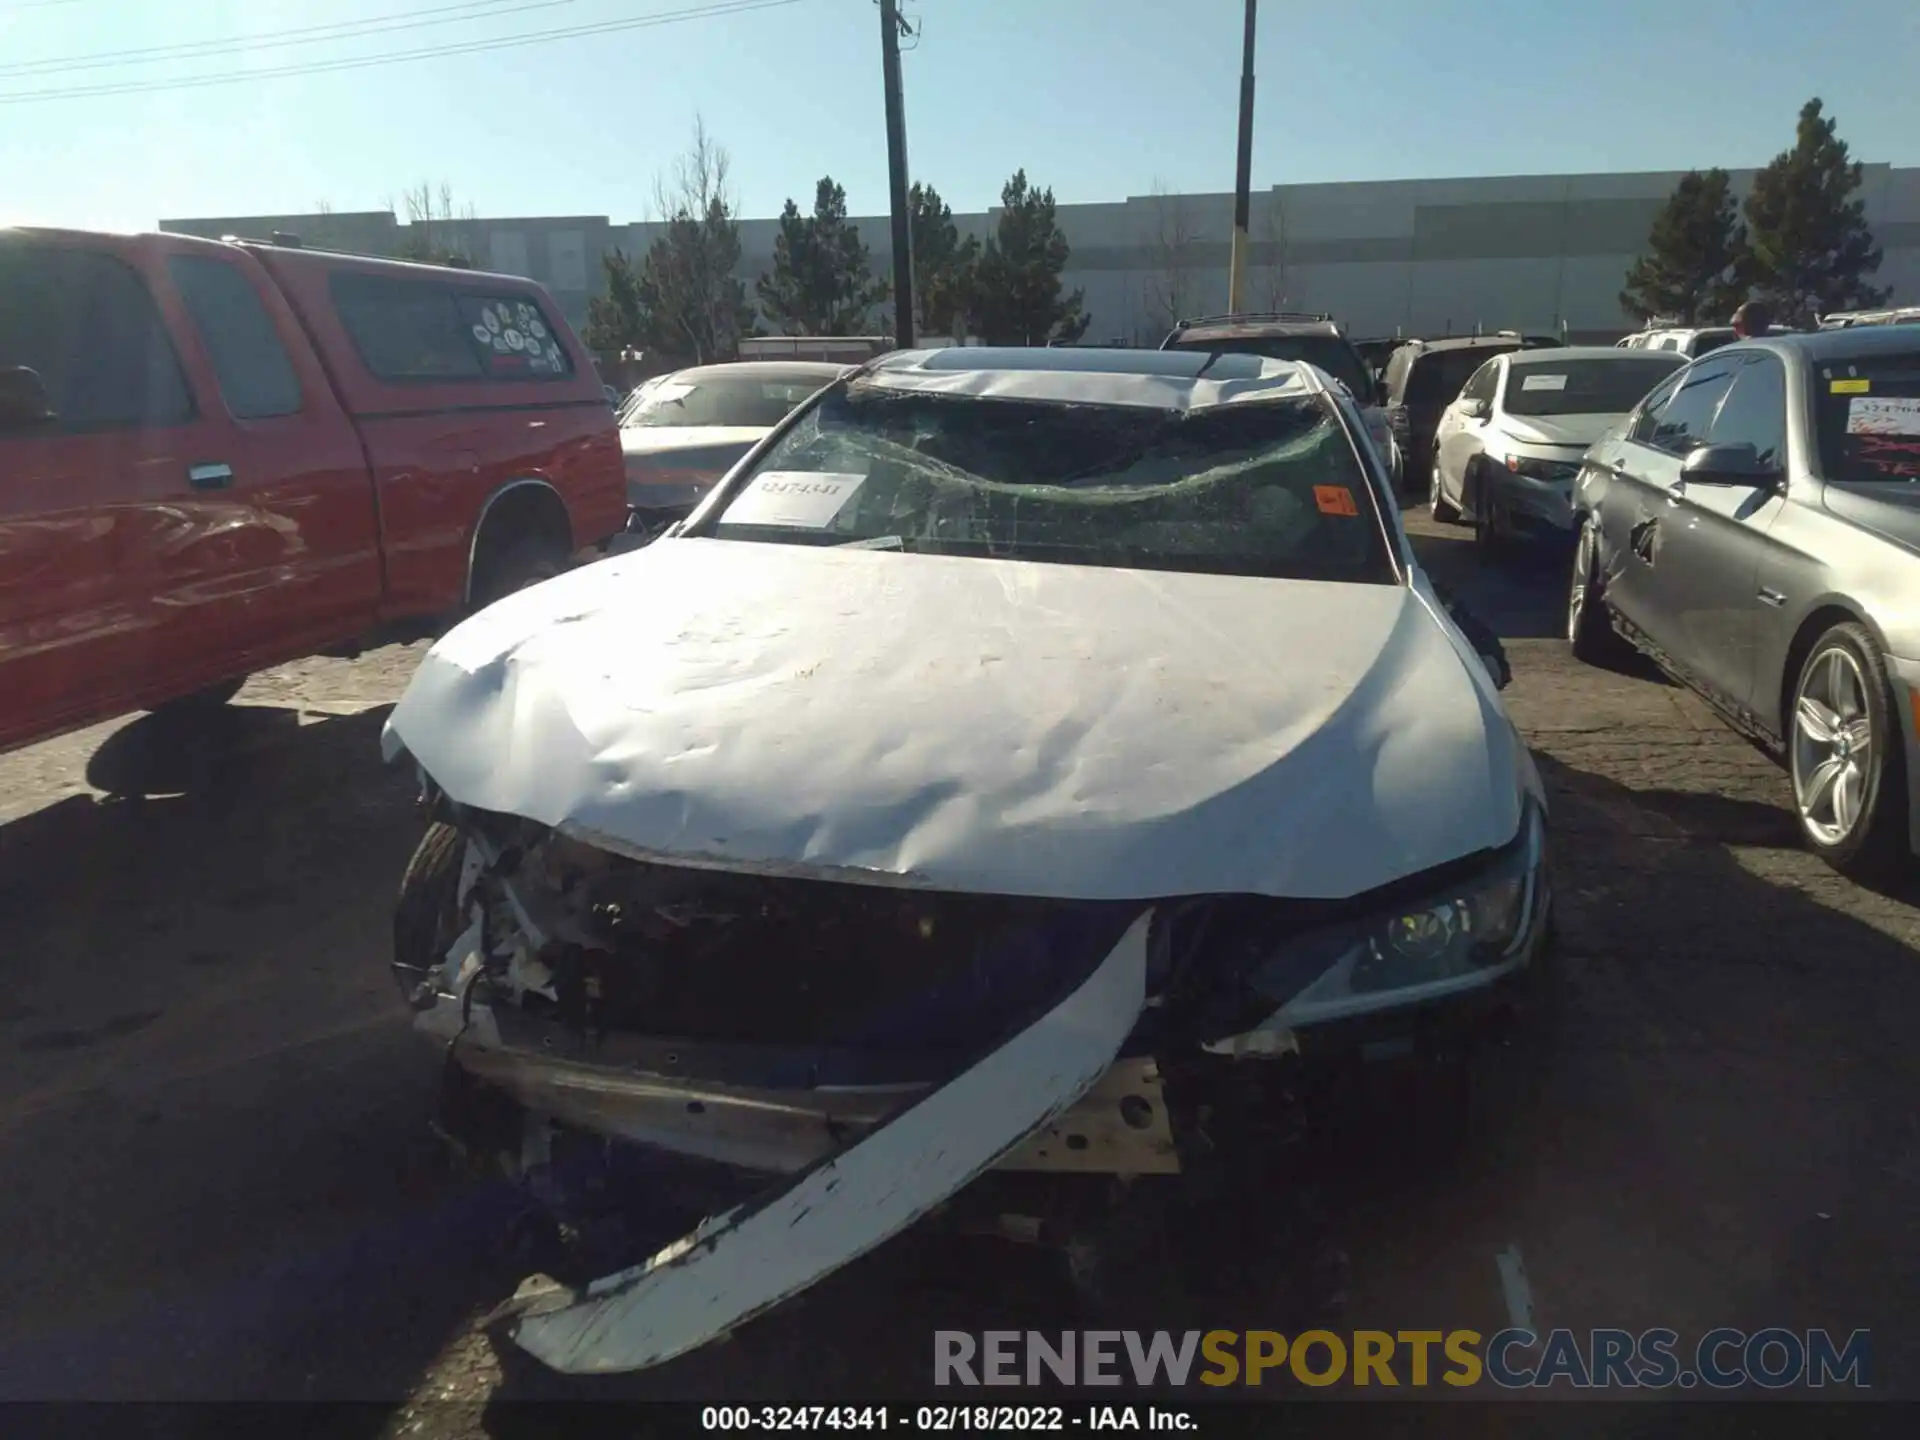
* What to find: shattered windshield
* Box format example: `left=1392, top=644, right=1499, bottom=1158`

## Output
left=698, top=383, right=1397, bottom=584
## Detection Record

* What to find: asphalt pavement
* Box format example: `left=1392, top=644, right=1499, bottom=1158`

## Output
left=1, top=514, right=1914, bottom=1432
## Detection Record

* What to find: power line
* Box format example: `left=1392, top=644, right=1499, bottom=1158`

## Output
left=0, top=1, right=576, bottom=80
left=0, top=1, right=575, bottom=80
left=0, top=0, right=807, bottom=104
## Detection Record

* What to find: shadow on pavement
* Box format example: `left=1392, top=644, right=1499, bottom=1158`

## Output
left=0, top=701, right=521, bottom=1415
left=463, top=747, right=1919, bottom=1417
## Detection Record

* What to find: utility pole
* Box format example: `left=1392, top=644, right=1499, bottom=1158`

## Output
left=1226, top=0, right=1257, bottom=314
left=879, top=0, right=915, bottom=349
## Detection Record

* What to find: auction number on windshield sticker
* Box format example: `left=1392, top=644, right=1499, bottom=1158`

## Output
left=1521, top=373, right=1568, bottom=391
left=1846, top=397, right=1920, bottom=436
left=1313, top=485, right=1359, bottom=517
left=721, top=471, right=867, bottom=529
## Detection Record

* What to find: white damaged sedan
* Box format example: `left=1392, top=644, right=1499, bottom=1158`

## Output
left=381, top=345, right=1552, bottom=1375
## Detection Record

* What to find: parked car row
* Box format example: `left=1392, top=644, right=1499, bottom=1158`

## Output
left=0, top=226, right=625, bottom=757
left=1569, top=323, right=1920, bottom=877
left=1429, top=347, right=1687, bottom=552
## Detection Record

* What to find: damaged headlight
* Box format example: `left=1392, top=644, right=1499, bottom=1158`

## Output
left=1248, top=803, right=1545, bottom=1026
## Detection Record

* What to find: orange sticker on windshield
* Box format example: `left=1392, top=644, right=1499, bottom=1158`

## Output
left=1314, top=485, right=1359, bottom=517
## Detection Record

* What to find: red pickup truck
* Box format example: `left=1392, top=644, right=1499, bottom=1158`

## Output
left=0, top=227, right=626, bottom=756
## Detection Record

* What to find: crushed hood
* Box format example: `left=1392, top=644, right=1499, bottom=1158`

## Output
left=1499, top=413, right=1620, bottom=449
left=385, top=538, right=1525, bottom=901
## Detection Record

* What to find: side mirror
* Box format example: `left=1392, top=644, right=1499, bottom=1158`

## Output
left=1681, top=441, right=1776, bottom=485
left=1461, top=396, right=1490, bottom=420
left=0, top=366, right=56, bottom=432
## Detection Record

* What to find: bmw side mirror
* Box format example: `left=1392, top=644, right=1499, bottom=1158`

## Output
left=0, top=366, right=55, bottom=431
left=1681, top=442, right=1777, bottom=486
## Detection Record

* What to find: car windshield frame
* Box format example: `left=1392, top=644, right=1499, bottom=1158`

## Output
left=621, top=371, right=832, bottom=430
left=1163, top=332, right=1373, bottom=398
left=1812, top=347, right=1920, bottom=484
left=1501, top=356, right=1685, bottom=416
left=684, top=379, right=1402, bottom=587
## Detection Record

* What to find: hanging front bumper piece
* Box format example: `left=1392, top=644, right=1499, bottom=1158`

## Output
left=483, top=913, right=1150, bottom=1376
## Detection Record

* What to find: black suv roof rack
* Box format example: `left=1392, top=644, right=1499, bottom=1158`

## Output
left=1173, top=311, right=1334, bottom=328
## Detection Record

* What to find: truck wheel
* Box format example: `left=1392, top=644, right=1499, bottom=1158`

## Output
left=470, top=535, right=566, bottom=614
left=393, top=821, right=465, bottom=1010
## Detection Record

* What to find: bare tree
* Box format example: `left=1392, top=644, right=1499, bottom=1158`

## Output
left=1255, top=193, right=1290, bottom=312
left=613, top=116, right=754, bottom=364
left=1141, top=181, right=1203, bottom=332
left=392, top=180, right=479, bottom=265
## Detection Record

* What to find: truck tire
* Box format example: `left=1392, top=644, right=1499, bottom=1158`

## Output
left=470, top=534, right=566, bottom=614
left=393, top=820, right=465, bottom=1010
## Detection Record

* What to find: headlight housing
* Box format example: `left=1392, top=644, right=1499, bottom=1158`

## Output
left=1504, top=454, right=1581, bottom=482
left=1247, top=803, right=1545, bottom=1026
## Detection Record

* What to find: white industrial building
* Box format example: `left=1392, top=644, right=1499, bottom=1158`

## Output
left=164, top=162, right=1920, bottom=344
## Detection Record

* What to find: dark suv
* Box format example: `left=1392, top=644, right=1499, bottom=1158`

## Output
left=1382, top=334, right=1561, bottom=492
left=1160, top=312, right=1391, bottom=463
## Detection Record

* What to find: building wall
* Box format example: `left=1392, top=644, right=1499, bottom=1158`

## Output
left=161, top=162, right=1920, bottom=343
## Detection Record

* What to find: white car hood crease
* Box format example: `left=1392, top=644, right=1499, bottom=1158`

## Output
left=385, top=537, right=1525, bottom=901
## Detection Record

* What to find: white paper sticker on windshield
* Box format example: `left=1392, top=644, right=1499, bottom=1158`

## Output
left=1847, top=397, right=1920, bottom=436
left=721, top=471, right=866, bottom=528
left=1520, top=373, right=1569, bottom=391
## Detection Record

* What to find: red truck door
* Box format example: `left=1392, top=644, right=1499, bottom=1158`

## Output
left=148, top=240, right=382, bottom=669
left=0, top=237, right=248, bottom=751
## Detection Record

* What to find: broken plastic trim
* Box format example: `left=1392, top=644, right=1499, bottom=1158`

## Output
left=501, top=910, right=1151, bottom=1375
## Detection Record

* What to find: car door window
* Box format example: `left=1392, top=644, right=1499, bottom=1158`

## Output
left=1643, top=359, right=1740, bottom=456
left=1704, top=354, right=1787, bottom=470
left=1459, top=359, right=1500, bottom=404
left=0, top=243, right=194, bottom=433
left=1627, top=370, right=1684, bottom=444
left=168, top=255, right=304, bottom=420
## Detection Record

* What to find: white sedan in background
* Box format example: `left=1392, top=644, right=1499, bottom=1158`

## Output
left=1431, top=346, right=1685, bottom=555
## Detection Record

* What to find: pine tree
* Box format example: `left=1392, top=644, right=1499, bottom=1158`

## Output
left=907, top=183, right=979, bottom=339
left=1619, top=169, right=1748, bottom=325
left=1743, top=97, right=1889, bottom=323
left=966, top=170, right=1090, bottom=346
left=756, top=178, right=889, bottom=335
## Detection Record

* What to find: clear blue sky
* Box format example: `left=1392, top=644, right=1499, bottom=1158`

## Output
left=2, top=0, right=1916, bottom=232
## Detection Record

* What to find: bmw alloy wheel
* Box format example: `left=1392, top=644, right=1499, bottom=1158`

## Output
left=1791, top=645, right=1876, bottom=846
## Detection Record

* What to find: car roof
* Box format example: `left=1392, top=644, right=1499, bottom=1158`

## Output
left=1506, top=345, right=1678, bottom=365
left=1398, top=335, right=1526, bottom=357
left=1741, top=325, right=1920, bottom=362
left=863, top=345, right=1324, bottom=410
left=1167, top=314, right=1341, bottom=341
left=670, top=360, right=852, bottom=384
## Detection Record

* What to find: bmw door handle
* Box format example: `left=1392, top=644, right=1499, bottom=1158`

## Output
left=188, top=462, right=234, bottom=490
